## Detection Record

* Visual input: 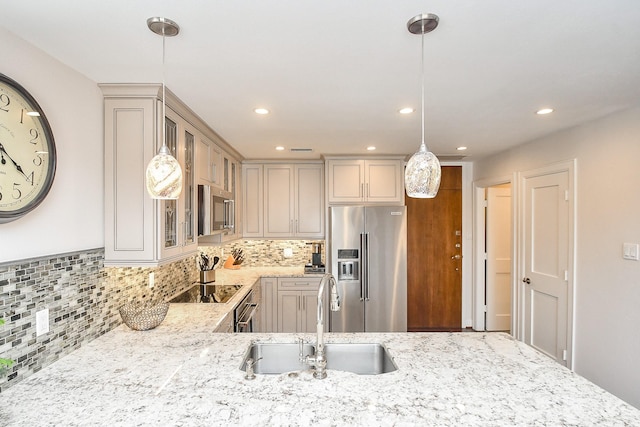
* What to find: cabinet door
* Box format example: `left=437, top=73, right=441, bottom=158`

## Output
left=327, top=160, right=364, bottom=203
left=197, top=136, right=222, bottom=186
left=295, top=164, right=324, bottom=237
left=300, top=290, right=319, bottom=333
left=277, top=291, right=300, bottom=333
left=183, top=127, right=196, bottom=249
left=264, top=165, right=294, bottom=237
left=160, top=110, right=198, bottom=260
left=261, top=277, right=276, bottom=333
left=364, top=159, right=404, bottom=203
left=243, top=164, right=264, bottom=238
left=160, top=116, right=180, bottom=256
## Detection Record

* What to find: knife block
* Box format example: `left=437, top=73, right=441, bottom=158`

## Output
left=223, top=255, right=240, bottom=270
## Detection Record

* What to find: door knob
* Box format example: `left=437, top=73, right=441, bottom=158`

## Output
left=522, top=277, right=531, bottom=284
left=451, top=254, right=461, bottom=260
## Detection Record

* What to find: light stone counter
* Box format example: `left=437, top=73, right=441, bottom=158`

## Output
left=1, top=298, right=639, bottom=426
left=167, top=267, right=324, bottom=331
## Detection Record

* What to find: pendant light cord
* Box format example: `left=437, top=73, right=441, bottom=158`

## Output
left=161, top=30, right=167, bottom=150
left=420, top=19, right=426, bottom=150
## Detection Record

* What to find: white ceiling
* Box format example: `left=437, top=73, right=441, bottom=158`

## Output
left=2, top=1, right=640, bottom=161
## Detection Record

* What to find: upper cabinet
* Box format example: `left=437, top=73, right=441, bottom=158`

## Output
left=243, top=161, right=324, bottom=239
left=101, top=84, right=242, bottom=266
left=197, top=135, right=222, bottom=187
left=326, top=158, right=405, bottom=205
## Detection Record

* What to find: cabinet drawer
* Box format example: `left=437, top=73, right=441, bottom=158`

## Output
left=277, top=277, right=320, bottom=291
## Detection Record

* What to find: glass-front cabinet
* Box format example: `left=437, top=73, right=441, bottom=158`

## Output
left=160, top=109, right=197, bottom=260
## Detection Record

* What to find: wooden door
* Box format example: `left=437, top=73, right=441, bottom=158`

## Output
left=407, top=166, right=462, bottom=331
left=523, top=170, right=570, bottom=365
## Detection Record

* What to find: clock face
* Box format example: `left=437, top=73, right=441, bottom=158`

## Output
left=0, top=74, right=56, bottom=223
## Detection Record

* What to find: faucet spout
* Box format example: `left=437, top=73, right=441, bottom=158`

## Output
left=306, top=273, right=340, bottom=379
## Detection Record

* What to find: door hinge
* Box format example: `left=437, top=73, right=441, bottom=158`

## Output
left=483, top=305, right=487, bottom=313
left=483, top=199, right=488, bottom=208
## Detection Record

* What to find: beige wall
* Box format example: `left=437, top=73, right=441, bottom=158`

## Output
left=474, top=106, right=640, bottom=408
left=0, top=28, right=104, bottom=263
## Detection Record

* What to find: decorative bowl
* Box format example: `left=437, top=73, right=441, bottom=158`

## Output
left=119, top=302, right=169, bottom=331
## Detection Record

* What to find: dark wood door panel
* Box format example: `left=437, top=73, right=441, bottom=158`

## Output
left=407, top=166, right=462, bottom=331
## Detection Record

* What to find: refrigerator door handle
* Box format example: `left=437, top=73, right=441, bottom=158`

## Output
left=364, top=232, right=370, bottom=301
left=359, top=233, right=365, bottom=301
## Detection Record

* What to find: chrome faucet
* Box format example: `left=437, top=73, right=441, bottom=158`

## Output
left=304, top=273, right=340, bottom=379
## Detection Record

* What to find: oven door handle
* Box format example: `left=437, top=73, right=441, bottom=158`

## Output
left=237, top=303, right=259, bottom=329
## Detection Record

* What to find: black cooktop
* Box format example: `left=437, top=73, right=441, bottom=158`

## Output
left=169, top=283, right=242, bottom=304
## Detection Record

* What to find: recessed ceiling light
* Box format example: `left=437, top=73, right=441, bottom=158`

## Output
left=536, top=108, right=554, bottom=115
left=254, top=108, right=270, bottom=115
left=275, top=146, right=285, bottom=151
left=399, top=107, right=415, bottom=114
left=457, top=146, right=467, bottom=151
left=367, top=146, right=376, bottom=151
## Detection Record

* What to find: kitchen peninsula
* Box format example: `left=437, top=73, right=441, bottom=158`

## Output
left=1, top=268, right=639, bottom=426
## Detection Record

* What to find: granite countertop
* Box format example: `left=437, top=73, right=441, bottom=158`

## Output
left=168, top=267, right=324, bottom=330
left=2, top=267, right=639, bottom=426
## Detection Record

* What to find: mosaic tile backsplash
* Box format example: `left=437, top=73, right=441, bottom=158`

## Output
left=0, top=239, right=321, bottom=392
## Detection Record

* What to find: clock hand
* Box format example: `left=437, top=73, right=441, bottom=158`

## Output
left=0, top=142, right=31, bottom=181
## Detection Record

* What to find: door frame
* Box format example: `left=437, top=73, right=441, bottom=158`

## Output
left=472, top=175, right=516, bottom=333
left=517, top=160, right=576, bottom=368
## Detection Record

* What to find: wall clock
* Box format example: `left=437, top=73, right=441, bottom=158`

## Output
left=0, top=73, right=56, bottom=223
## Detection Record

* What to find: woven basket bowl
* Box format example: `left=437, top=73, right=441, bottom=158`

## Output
left=119, top=302, right=169, bottom=331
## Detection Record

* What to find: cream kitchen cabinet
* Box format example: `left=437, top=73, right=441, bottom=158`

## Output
left=326, top=158, right=405, bottom=205
left=243, top=162, right=324, bottom=239
left=276, top=277, right=321, bottom=333
left=260, top=277, right=277, bottom=332
left=242, top=164, right=263, bottom=238
left=101, top=84, right=241, bottom=265
left=197, top=135, right=222, bottom=187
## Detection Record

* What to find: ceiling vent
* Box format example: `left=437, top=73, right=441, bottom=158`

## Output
left=290, top=148, right=313, bottom=153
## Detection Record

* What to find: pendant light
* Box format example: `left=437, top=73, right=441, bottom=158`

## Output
left=404, top=13, right=441, bottom=199
left=145, top=17, right=183, bottom=199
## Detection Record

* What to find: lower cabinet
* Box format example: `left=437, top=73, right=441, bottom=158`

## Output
left=261, top=277, right=321, bottom=333
left=214, top=312, right=234, bottom=333
left=277, top=290, right=317, bottom=333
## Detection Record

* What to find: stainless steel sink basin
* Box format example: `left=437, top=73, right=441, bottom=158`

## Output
left=240, top=342, right=397, bottom=375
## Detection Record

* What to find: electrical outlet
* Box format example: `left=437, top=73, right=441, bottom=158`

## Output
left=149, top=272, right=155, bottom=288
left=36, top=308, right=49, bottom=337
left=283, top=248, right=293, bottom=258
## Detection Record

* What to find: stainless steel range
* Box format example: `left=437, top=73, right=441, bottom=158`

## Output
left=169, top=283, right=242, bottom=304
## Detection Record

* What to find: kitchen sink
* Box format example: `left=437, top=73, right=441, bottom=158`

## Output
left=240, top=342, right=397, bottom=375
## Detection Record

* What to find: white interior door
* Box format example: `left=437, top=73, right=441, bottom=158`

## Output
left=486, top=185, right=511, bottom=331
left=522, top=170, right=570, bottom=365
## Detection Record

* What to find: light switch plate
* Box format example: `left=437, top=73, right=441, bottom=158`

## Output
left=622, top=243, right=639, bottom=261
left=36, top=308, right=50, bottom=336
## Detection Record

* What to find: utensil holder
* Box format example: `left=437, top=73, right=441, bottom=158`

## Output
left=199, top=270, right=216, bottom=283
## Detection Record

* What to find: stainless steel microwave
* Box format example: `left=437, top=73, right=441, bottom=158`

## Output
left=197, top=185, right=234, bottom=236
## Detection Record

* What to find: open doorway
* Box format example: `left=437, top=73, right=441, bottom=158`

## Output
left=473, top=179, right=513, bottom=332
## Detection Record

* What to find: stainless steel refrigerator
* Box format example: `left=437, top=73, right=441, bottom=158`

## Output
left=328, top=206, right=407, bottom=332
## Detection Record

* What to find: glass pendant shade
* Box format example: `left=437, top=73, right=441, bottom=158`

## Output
left=404, top=142, right=441, bottom=198
left=146, top=145, right=183, bottom=199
